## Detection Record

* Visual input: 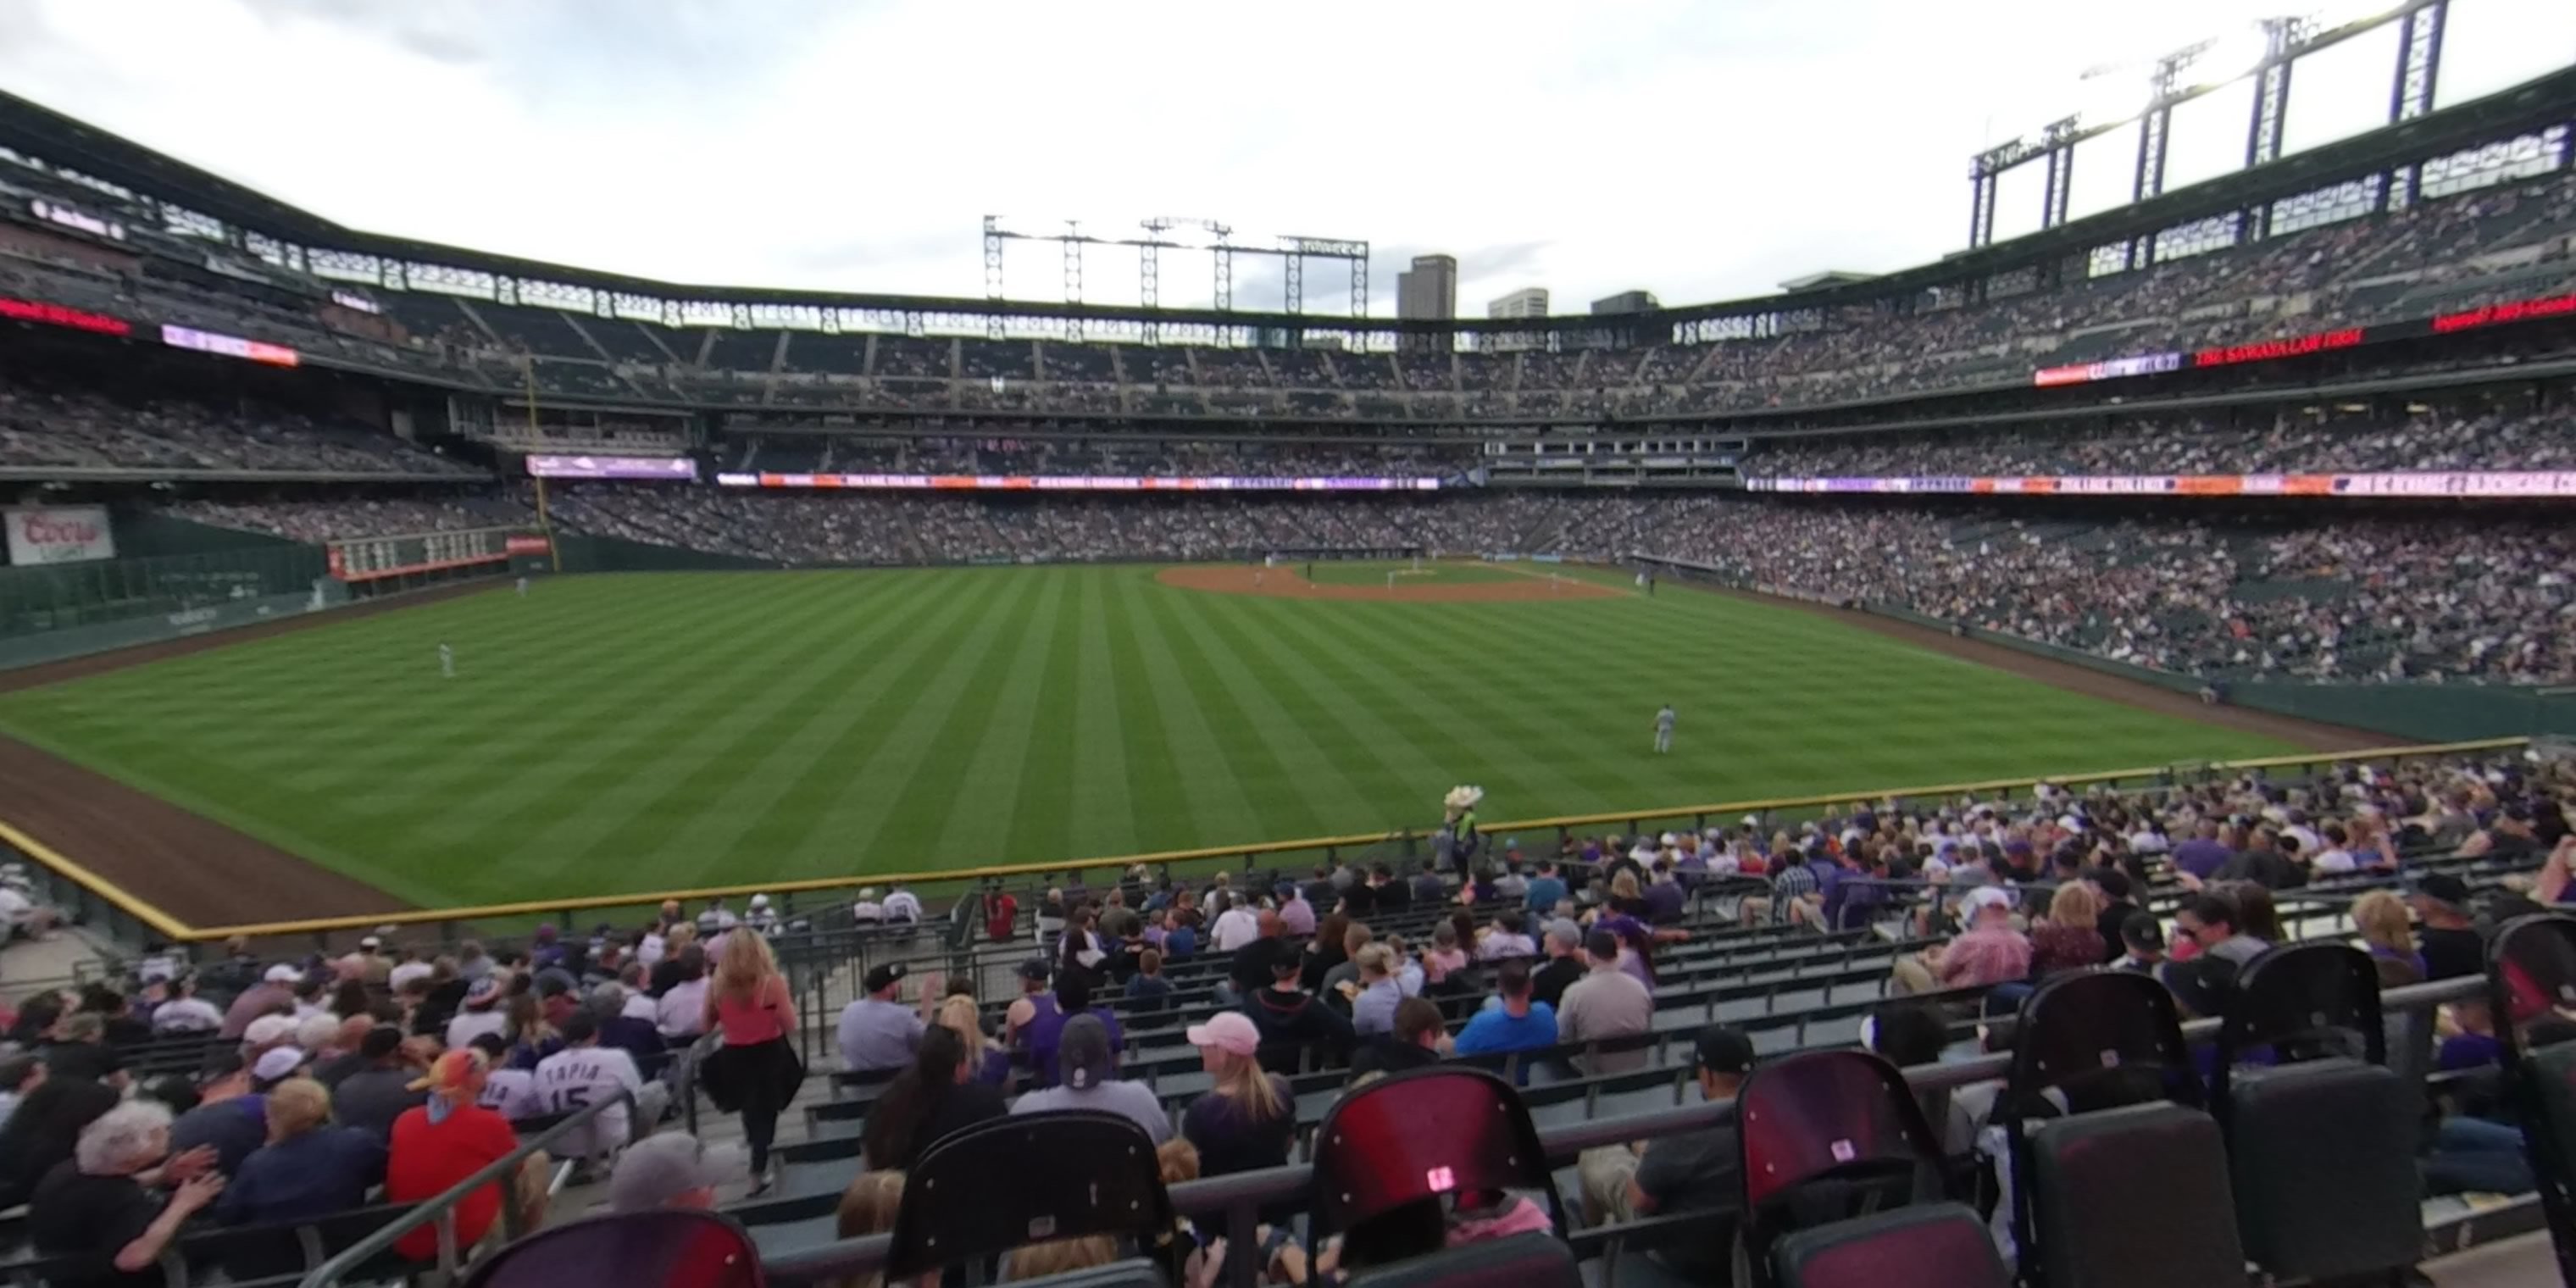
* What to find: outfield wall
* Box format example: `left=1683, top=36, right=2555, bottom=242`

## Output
left=1635, top=555, right=2576, bottom=743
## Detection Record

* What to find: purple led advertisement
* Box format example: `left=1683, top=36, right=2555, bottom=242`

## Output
left=526, top=454, right=700, bottom=480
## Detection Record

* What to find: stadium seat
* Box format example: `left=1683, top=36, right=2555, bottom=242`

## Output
left=1735, top=1050, right=1948, bottom=1288
left=1343, top=1232, right=1579, bottom=1288
left=1771, top=1203, right=2008, bottom=1288
left=886, top=1112, right=1178, bottom=1282
left=1005, top=1259, right=1172, bottom=1288
left=1310, top=1067, right=1564, bottom=1257
left=2212, top=944, right=2420, bottom=1282
left=2488, top=913, right=2576, bottom=1285
left=461, top=1210, right=764, bottom=1288
left=2005, top=973, right=2244, bottom=1288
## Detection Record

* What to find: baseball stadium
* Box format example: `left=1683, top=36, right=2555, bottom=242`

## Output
left=3, top=6, right=2576, bottom=1286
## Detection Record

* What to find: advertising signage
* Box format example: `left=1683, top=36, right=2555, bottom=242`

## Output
left=713, top=473, right=1443, bottom=491
left=1746, top=471, right=2576, bottom=498
left=2026, top=290, right=2576, bottom=388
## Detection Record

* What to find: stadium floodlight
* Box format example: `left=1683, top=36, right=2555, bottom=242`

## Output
left=2074, top=65, right=2152, bottom=128
left=2192, top=22, right=2275, bottom=89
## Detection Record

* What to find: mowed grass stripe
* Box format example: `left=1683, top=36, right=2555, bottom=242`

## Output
left=930, top=569, right=1079, bottom=865
left=1106, top=568, right=1267, bottom=845
left=1054, top=569, right=1139, bottom=862
left=1130, top=569, right=1346, bottom=841
left=1098, top=569, right=1202, bottom=852
left=1002, top=568, right=1112, bottom=863
left=539, top=571, right=970, bottom=890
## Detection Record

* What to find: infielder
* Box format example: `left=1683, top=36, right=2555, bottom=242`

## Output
left=1653, top=703, right=1676, bottom=754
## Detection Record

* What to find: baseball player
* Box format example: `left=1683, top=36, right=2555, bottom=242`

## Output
left=1653, top=703, right=1677, bottom=754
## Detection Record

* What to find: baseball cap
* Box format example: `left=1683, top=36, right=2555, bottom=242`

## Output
left=359, top=935, right=382, bottom=950
left=609, top=1133, right=747, bottom=1213
left=263, top=964, right=301, bottom=985
left=863, top=963, right=908, bottom=993
left=410, top=1047, right=488, bottom=1094
left=463, top=977, right=502, bottom=1008
left=1059, top=1014, right=1115, bottom=1090
left=2414, top=873, right=2472, bottom=912
left=1960, top=886, right=2015, bottom=919
left=1017, top=958, right=1052, bottom=982
left=252, top=1046, right=307, bottom=1086
left=242, top=1014, right=297, bottom=1049
left=1691, top=1028, right=1757, bottom=1076
left=1185, top=1011, right=1260, bottom=1058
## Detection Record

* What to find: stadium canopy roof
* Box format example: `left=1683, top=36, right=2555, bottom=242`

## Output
left=1, top=65, right=2571, bottom=336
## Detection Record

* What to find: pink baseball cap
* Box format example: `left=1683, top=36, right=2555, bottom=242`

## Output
left=1186, top=1011, right=1261, bottom=1058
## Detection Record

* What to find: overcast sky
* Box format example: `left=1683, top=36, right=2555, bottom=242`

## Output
left=2, top=0, right=2570, bottom=318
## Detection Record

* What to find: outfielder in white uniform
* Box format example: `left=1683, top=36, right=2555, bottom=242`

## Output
left=438, top=643, right=455, bottom=679
left=1653, top=704, right=1677, bottom=754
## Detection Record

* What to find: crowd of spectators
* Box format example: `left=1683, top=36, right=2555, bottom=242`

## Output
left=167, top=496, right=536, bottom=544
left=725, top=435, right=1474, bottom=478
left=0, top=373, right=477, bottom=477
left=1749, top=399, right=2576, bottom=479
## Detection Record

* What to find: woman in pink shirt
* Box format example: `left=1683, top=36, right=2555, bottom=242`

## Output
left=699, top=930, right=800, bottom=1192
left=1421, top=922, right=1469, bottom=985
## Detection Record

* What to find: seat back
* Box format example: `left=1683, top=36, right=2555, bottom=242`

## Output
left=2212, top=942, right=2417, bottom=1280
left=1311, top=1068, right=1561, bottom=1244
left=1772, top=1203, right=2009, bottom=1288
left=1005, top=1258, right=1172, bottom=1288
left=1341, top=1232, right=1581, bottom=1288
left=2027, top=1103, right=2245, bottom=1288
left=886, top=1112, right=1176, bottom=1281
left=2006, top=974, right=2231, bottom=1288
left=1736, top=1050, right=1945, bottom=1282
left=2488, top=913, right=2576, bottom=1285
left=459, top=1210, right=763, bottom=1288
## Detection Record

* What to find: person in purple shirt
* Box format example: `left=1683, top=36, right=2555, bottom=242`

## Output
left=1023, top=976, right=1124, bottom=1090
left=2171, top=820, right=2235, bottom=880
left=1277, top=888, right=1317, bottom=937
left=1642, top=866, right=1688, bottom=924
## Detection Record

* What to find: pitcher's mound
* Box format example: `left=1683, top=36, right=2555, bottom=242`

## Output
left=1157, top=564, right=1622, bottom=602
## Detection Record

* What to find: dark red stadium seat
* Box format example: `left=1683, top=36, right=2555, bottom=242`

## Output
left=460, top=1210, right=762, bottom=1288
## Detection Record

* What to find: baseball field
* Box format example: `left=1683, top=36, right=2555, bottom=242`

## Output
left=0, top=561, right=2334, bottom=917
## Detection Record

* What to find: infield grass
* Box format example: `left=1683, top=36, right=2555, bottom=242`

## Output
left=0, top=565, right=2301, bottom=907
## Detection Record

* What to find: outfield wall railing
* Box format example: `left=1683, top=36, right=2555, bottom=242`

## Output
left=5, top=736, right=2529, bottom=952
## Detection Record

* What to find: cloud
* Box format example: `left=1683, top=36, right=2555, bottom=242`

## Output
left=2, top=0, right=2568, bottom=313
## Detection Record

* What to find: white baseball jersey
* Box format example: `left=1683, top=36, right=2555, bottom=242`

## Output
left=479, top=1067, right=541, bottom=1121
left=533, top=1045, right=644, bottom=1157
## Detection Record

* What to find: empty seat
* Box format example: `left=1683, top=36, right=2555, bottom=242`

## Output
left=2213, top=944, right=2419, bottom=1282
left=1736, top=1050, right=1950, bottom=1288
left=2006, top=974, right=2244, bottom=1288
left=887, top=1112, right=1178, bottom=1283
left=1311, top=1068, right=1563, bottom=1262
left=1773, top=1203, right=2008, bottom=1288
left=2488, top=913, right=2576, bottom=1283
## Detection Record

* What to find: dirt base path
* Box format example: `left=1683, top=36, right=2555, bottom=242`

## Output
left=1691, top=584, right=2390, bottom=753
left=1158, top=563, right=1623, bottom=602
left=0, top=585, right=504, bottom=929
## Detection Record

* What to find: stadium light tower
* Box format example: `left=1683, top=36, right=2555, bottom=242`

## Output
left=980, top=216, right=1371, bottom=342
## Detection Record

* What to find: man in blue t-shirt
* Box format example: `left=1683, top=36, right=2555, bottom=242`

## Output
left=1454, top=960, right=1557, bottom=1058
left=1523, top=862, right=1568, bottom=918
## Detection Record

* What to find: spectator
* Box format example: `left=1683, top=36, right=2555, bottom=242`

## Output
left=1900, top=886, right=2032, bottom=992
left=1208, top=895, right=1261, bottom=953
left=1557, top=929, right=1653, bottom=1073
left=2029, top=884, right=2107, bottom=976
left=469, top=1034, right=542, bottom=1121
left=2352, top=889, right=2427, bottom=986
left=2113, top=913, right=2168, bottom=974
left=1576, top=1028, right=1753, bottom=1280
left=0, top=1063, right=123, bottom=1210
left=31, top=1101, right=226, bottom=1288
left=2217, top=828, right=2305, bottom=890
left=1025, top=975, right=1125, bottom=1091
left=836, top=963, right=933, bottom=1074
left=1524, top=861, right=1568, bottom=917
left=1421, top=922, right=1470, bottom=988
left=2090, top=869, right=2140, bottom=964
left=1180, top=1013, right=1293, bottom=1177
left=0, top=1052, right=38, bottom=1131
left=2175, top=892, right=2269, bottom=968
left=2169, top=821, right=2234, bottom=882
left=171, top=1050, right=288, bottom=1176
left=654, top=946, right=711, bottom=1039
left=1345, top=944, right=1406, bottom=1038
left=935, top=995, right=1011, bottom=1087
left=1244, top=946, right=1352, bottom=1072
left=1352, top=997, right=1449, bottom=1080
left=308, top=1016, right=376, bottom=1088
left=330, top=1025, right=430, bottom=1141
left=860, top=1026, right=1005, bottom=1171
left=215, top=1076, right=386, bottom=1226
left=608, top=1131, right=742, bottom=1213
left=698, top=924, right=800, bottom=1191
left=219, top=964, right=303, bottom=1041
left=834, top=1169, right=909, bottom=1288
left=42, top=1013, right=127, bottom=1088
left=1010, top=1014, right=1169, bottom=1143
left=386, top=1050, right=547, bottom=1262
left=532, top=1011, right=663, bottom=1163
left=1125, top=948, right=1174, bottom=1015
left=148, top=976, right=222, bottom=1036
left=1530, top=922, right=1585, bottom=1010
left=444, top=977, right=509, bottom=1049
left=1477, top=911, right=1537, bottom=962
left=2413, top=874, right=2487, bottom=981
left=1220, top=913, right=1291, bottom=1007
left=1453, top=959, right=1557, bottom=1060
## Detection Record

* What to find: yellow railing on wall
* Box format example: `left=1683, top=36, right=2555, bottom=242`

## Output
left=2, top=736, right=2533, bottom=945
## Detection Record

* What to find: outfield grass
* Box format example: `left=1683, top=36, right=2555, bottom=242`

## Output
left=0, top=566, right=2301, bottom=907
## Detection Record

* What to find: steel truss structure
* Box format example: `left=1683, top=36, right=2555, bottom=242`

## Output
left=980, top=216, right=1368, bottom=341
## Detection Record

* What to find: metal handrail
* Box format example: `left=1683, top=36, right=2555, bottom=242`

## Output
left=758, top=973, right=2485, bottom=1285
left=296, top=1084, right=641, bottom=1288
left=125, top=736, right=2529, bottom=942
